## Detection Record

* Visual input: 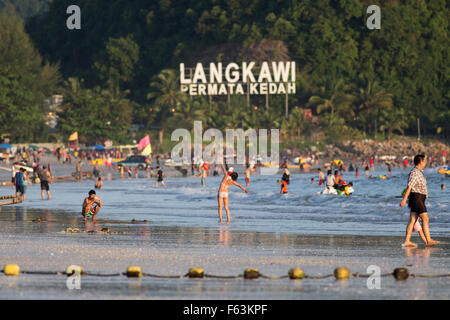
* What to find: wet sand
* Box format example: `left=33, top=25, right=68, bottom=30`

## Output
left=0, top=207, right=448, bottom=299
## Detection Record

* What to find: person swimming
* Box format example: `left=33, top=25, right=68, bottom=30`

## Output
left=217, top=164, right=248, bottom=223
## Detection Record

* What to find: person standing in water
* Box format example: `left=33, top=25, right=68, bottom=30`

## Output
left=200, top=162, right=208, bottom=187
left=280, top=166, right=290, bottom=194
left=318, top=168, right=325, bottom=186
left=95, top=176, right=103, bottom=189
left=154, top=166, right=166, bottom=187
left=245, top=165, right=251, bottom=187
left=217, top=165, right=248, bottom=223
left=325, top=169, right=334, bottom=190
left=39, top=165, right=51, bottom=200
left=400, top=154, right=439, bottom=247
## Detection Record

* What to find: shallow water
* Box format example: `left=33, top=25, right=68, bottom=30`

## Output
left=1, top=166, right=448, bottom=238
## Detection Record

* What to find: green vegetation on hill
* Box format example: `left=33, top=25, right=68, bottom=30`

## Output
left=0, top=0, right=448, bottom=145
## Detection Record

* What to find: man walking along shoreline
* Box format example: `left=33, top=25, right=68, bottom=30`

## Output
left=400, top=154, right=440, bottom=247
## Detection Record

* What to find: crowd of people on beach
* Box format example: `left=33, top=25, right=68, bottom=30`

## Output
left=2, top=144, right=447, bottom=247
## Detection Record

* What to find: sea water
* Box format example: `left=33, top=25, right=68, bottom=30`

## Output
left=3, top=167, right=448, bottom=238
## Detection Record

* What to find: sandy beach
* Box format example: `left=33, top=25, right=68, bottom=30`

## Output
left=0, top=206, right=449, bottom=300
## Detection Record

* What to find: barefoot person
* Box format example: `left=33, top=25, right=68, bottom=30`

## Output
left=400, top=154, right=440, bottom=247
left=217, top=165, right=248, bottom=223
left=154, top=166, right=166, bottom=187
left=39, top=165, right=51, bottom=200
left=82, top=190, right=102, bottom=221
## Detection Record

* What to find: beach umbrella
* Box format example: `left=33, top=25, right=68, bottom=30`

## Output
left=93, top=145, right=105, bottom=150
left=28, top=145, right=40, bottom=150
left=0, top=144, right=12, bottom=149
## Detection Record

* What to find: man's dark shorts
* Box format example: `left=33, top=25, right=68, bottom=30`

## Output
left=408, top=192, right=427, bottom=214
left=40, top=181, right=49, bottom=191
left=15, top=185, right=24, bottom=194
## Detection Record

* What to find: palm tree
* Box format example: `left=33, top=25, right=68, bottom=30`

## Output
left=354, top=80, right=393, bottom=136
left=281, top=107, right=307, bottom=139
left=147, top=69, right=188, bottom=143
left=169, top=96, right=207, bottom=130
left=379, top=107, right=410, bottom=139
left=307, top=79, right=355, bottom=120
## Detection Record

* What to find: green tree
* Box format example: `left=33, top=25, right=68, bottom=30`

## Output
left=307, top=79, right=355, bottom=120
left=354, top=80, right=393, bottom=136
left=147, top=69, right=188, bottom=143
left=57, top=78, right=133, bottom=144
left=93, top=35, right=140, bottom=94
left=0, top=9, right=60, bottom=142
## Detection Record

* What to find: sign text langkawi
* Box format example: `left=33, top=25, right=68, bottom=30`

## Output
left=180, top=62, right=296, bottom=96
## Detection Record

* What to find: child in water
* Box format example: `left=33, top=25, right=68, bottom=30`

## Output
left=95, top=176, right=103, bottom=189
left=217, top=164, right=248, bottom=223
left=154, top=166, right=166, bottom=187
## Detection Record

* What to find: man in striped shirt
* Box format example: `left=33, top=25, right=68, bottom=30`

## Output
left=400, top=154, right=440, bottom=247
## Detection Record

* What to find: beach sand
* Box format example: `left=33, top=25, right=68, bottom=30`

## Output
left=0, top=207, right=448, bottom=300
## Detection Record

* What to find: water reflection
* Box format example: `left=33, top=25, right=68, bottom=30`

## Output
left=218, top=226, right=230, bottom=247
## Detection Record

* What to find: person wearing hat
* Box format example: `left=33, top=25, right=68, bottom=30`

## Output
left=217, top=164, right=248, bottom=223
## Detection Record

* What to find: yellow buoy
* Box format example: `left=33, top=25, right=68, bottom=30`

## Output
left=4, top=264, right=20, bottom=276
left=244, top=268, right=259, bottom=279
left=288, top=268, right=305, bottom=279
left=66, top=265, right=82, bottom=276
left=126, top=266, right=142, bottom=278
left=334, top=267, right=351, bottom=280
left=393, top=268, right=409, bottom=281
left=188, top=268, right=204, bottom=278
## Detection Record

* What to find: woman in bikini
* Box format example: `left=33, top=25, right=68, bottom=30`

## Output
left=218, top=164, right=248, bottom=223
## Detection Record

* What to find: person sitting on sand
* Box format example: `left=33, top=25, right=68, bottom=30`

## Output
left=217, top=165, right=248, bottom=223
left=400, top=154, right=439, bottom=247
left=82, top=190, right=102, bottom=221
left=95, top=176, right=103, bottom=189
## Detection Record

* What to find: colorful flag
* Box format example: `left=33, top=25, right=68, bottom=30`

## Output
left=141, top=144, right=152, bottom=156
left=138, top=134, right=150, bottom=150
left=69, top=132, right=78, bottom=141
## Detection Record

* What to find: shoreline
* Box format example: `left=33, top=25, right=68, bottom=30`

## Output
left=0, top=208, right=449, bottom=299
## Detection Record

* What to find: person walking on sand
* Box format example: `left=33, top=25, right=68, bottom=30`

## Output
left=82, top=190, right=102, bottom=221
left=39, top=165, right=51, bottom=200
left=400, top=154, right=440, bottom=247
left=217, top=165, right=248, bottom=223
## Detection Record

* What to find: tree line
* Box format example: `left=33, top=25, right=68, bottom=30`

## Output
left=0, top=0, right=448, bottom=145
